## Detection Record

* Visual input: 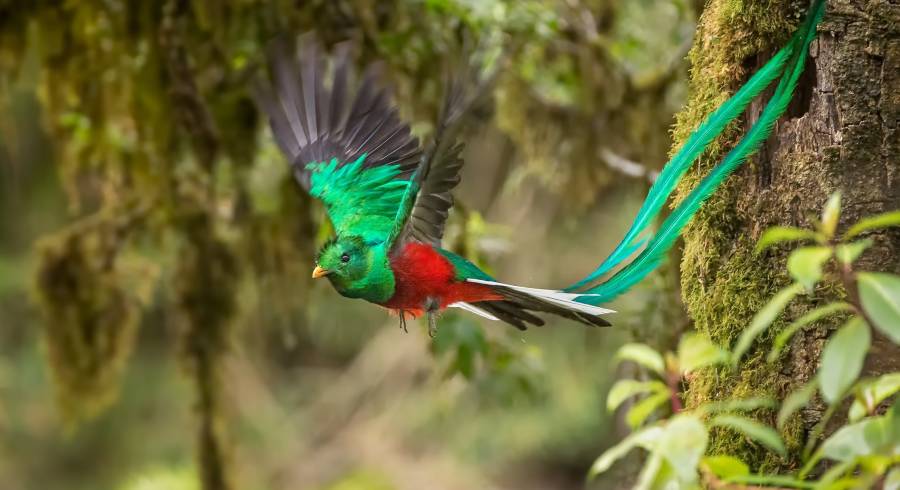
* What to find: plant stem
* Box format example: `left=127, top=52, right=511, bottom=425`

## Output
left=668, top=371, right=683, bottom=413
left=837, top=259, right=876, bottom=328
left=801, top=398, right=838, bottom=468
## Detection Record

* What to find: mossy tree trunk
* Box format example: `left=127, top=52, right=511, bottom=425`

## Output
left=672, top=0, right=900, bottom=470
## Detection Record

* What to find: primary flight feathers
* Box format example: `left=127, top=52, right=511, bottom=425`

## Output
left=256, top=38, right=422, bottom=238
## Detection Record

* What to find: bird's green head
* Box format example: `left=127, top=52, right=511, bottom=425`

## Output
left=312, top=235, right=395, bottom=302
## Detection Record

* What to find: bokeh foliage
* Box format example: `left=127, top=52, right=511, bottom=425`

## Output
left=0, top=1, right=695, bottom=489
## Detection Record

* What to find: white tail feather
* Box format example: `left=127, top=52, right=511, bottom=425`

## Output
left=448, top=302, right=500, bottom=321
left=465, top=279, right=616, bottom=316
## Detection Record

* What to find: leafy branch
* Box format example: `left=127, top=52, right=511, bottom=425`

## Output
left=589, top=193, right=900, bottom=489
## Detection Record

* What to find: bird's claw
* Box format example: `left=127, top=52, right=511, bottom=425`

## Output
left=427, top=312, right=438, bottom=338
left=398, top=310, right=408, bottom=333
left=425, top=297, right=440, bottom=339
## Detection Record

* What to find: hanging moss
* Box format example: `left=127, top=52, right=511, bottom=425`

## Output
left=173, top=209, right=240, bottom=490
left=490, top=0, right=693, bottom=210
left=32, top=210, right=143, bottom=425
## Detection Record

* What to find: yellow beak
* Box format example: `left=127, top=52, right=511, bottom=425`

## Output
left=312, top=265, right=331, bottom=279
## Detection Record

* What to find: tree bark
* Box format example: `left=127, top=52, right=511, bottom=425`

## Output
left=672, top=0, right=900, bottom=470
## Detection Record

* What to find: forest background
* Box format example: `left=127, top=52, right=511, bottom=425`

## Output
left=1, top=0, right=897, bottom=489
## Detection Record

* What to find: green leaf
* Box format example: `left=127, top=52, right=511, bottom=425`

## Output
left=432, top=316, right=487, bottom=355
left=856, top=454, right=898, bottom=478
left=885, top=466, right=900, bottom=490
left=787, top=246, right=833, bottom=291
left=815, top=459, right=857, bottom=488
left=768, top=303, right=853, bottom=362
left=778, top=380, right=817, bottom=429
left=588, top=426, right=663, bottom=479
left=835, top=239, right=872, bottom=265
left=733, top=283, right=804, bottom=364
left=727, top=474, right=815, bottom=489
left=820, top=192, right=842, bottom=237
left=635, top=450, right=665, bottom=490
left=657, top=415, right=708, bottom=482
left=845, top=210, right=900, bottom=239
left=858, top=272, right=900, bottom=344
left=710, top=415, right=786, bottom=457
left=818, top=477, right=865, bottom=490
left=802, top=406, right=900, bottom=476
left=756, top=226, right=821, bottom=252
left=607, top=379, right=669, bottom=412
left=888, top=396, right=900, bottom=445
left=677, top=334, right=729, bottom=374
left=849, top=373, right=900, bottom=422
left=818, top=415, right=899, bottom=462
left=819, top=317, right=871, bottom=404
left=701, top=455, right=749, bottom=480
left=615, top=343, right=666, bottom=375
left=626, top=390, right=671, bottom=429
left=432, top=317, right=489, bottom=379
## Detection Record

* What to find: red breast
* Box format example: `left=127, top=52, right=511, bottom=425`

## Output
left=381, top=243, right=500, bottom=313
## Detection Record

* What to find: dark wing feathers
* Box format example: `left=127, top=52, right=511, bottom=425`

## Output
left=396, top=75, right=473, bottom=247
left=259, top=35, right=492, bottom=246
left=327, top=44, right=350, bottom=136
left=257, top=35, right=421, bottom=191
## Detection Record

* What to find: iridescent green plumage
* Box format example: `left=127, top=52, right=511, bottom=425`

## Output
left=307, top=155, right=415, bottom=238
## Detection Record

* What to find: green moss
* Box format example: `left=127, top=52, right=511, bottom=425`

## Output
left=491, top=0, right=695, bottom=211
left=669, top=0, right=809, bottom=470
left=172, top=206, right=241, bottom=490
left=32, top=212, right=142, bottom=425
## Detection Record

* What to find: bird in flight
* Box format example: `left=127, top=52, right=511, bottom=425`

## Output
left=256, top=0, right=823, bottom=336
left=256, top=38, right=614, bottom=336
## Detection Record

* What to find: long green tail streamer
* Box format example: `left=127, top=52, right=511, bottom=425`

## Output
left=564, top=34, right=800, bottom=292
left=574, top=0, right=826, bottom=304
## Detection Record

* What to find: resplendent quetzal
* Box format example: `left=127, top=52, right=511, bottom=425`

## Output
left=257, top=0, right=825, bottom=336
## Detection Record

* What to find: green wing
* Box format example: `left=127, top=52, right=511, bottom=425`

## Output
left=256, top=36, right=422, bottom=239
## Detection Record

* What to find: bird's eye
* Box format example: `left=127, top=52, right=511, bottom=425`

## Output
left=340, top=253, right=351, bottom=263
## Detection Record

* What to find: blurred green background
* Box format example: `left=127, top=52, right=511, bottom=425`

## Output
left=0, top=1, right=697, bottom=489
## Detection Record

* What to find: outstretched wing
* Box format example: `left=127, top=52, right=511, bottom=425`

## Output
left=256, top=35, right=422, bottom=238
left=388, top=66, right=495, bottom=249
left=397, top=78, right=468, bottom=246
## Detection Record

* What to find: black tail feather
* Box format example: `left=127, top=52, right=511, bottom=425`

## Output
left=473, top=288, right=612, bottom=331
left=474, top=300, right=545, bottom=330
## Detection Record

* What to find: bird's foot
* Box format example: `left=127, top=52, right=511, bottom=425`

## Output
left=398, top=310, right=408, bottom=333
left=424, top=297, right=440, bottom=339
left=427, top=312, right=438, bottom=338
